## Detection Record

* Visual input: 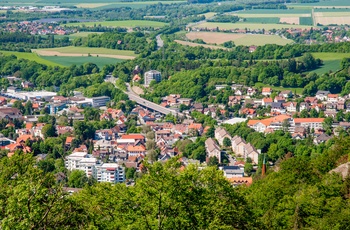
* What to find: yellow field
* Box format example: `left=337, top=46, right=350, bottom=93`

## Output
left=315, top=16, right=350, bottom=25
left=280, top=17, right=300, bottom=25
left=193, top=22, right=313, bottom=30
left=185, top=32, right=293, bottom=46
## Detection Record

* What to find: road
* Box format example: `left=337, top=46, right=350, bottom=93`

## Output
left=156, top=34, right=163, bottom=50
left=105, top=76, right=181, bottom=116
left=126, top=83, right=180, bottom=116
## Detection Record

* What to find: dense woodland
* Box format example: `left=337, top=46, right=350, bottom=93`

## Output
left=72, top=32, right=157, bottom=54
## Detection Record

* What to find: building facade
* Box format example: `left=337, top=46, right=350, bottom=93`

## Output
left=144, top=70, right=161, bottom=86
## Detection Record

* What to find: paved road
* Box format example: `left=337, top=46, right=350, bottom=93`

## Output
left=126, top=83, right=180, bottom=116
left=105, top=76, right=181, bottom=116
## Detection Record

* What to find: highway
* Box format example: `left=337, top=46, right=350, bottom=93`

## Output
left=125, top=83, right=180, bottom=116
left=105, top=76, right=181, bottom=116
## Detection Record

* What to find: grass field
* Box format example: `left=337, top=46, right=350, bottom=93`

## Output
left=254, top=82, right=303, bottom=95
left=291, top=0, right=350, bottom=7
left=299, top=17, right=313, bottom=25
left=40, top=56, right=123, bottom=68
left=185, top=32, right=293, bottom=46
left=234, top=9, right=311, bottom=15
left=33, top=46, right=137, bottom=60
left=244, top=17, right=280, bottom=24
left=68, top=32, right=104, bottom=38
left=64, top=20, right=167, bottom=28
left=232, top=13, right=311, bottom=18
left=174, top=40, right=227, bottom=50
left=193, top=22, right=313, bottom=30
left=0, top=50, right=62, bottom=67
left=307, top=52, right=350, bottom=74
left=199, top=12, right=216, bottom=19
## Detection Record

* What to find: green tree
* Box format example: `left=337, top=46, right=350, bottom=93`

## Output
left=208, top=156, right=219, bottom=167
left=68, top=170, right=88, bottom=188
left=223, top=137, right=232, bottom=147
left=42, top=124, right=57, bottom=138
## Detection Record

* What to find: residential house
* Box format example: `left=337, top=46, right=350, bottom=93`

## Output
left=178, top=98, right=192, bottom=106
left=214, top=127, right=232, bottom=146
left=247, top=87, right=256, bottom=96
left=228, top=96, right=242, bottom=107
left=262, top=87, right=272, bottom=97
left=316, top=90, right=330, bottom=101
left=327, top=94, right=339, bottom=103
left=284, top=102, right=297, bottom=113
left=205, top=138, right=221, bottom=163
left=219, top=166, right=244, bottom=178
left=293, top=118, right=324, bottom=129
left=0, top=108, right=22, bottom=120
left=279, top=90, right=293, bottom=98
left=299, top=102, right=310, bottom=112
left=314, top=133, right=331, bottom=145
left=262, top=97, right=273, bottom=106
left=188, top=123, right=204, bottom=136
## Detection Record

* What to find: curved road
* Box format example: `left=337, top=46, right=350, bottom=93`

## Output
left=126, top=83, right=181, bottom=116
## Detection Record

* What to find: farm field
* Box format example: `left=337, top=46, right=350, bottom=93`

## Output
left=174, top=40, right=227, bottom=50
left=308, top=52, right=350, bottom=74
left=40, top=56, right=123, bottom=68
left=193, top=22, right=313, bottom=30
left=199, top=12, right=216, bottom=19
left=68, top=32, right=104, bottom=38
left=232, top=13, right=311, bottom=18
left=33, top=46, right=137, bottom=60
left=0, top=50, right=62, bottom=67
left=291, top=0, right=350, bottom=7
left=64, top=20, right=167, bottom=28
left=185, top=32, right=293, bottom=46
left=93, top=1, right=185, bottom=9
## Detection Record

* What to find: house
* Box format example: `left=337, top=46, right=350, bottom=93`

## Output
left=247, top=114, right=291, bottom=133
left=21, top=81, right=34, bottom=89
left=219, top=166, right=244, bottom=178
left=205, top=138, right=221, bottom=163
left=262, top=97, right=273, bottom=106
left=178, top=98, right=192, bottom=106
left=188, top=123, right=204, bottom=135
left=0, top=97, right=6, bottom=106
left=271, top=102, right=285, bottom=113
left=279, top=90, right=293, bottom=98
left=0, top=108, right=22, bottom=120
left=293, top=118, right=324, bottom=129
left=144, top=70, right=161, bottom=86
left=240, top=108, right=256, bottom=118
left=327, top=94, right=339, bottom=103
left=316, top=90, right=330, bottom=101
left=214, top=127, right=232, bottom=146
left=284, top=102, right=297, bottom=113
left=227, top=177, right=253, bottom=187
left=299, top=102, right=310, bottom=112
left=249, top=45, right=257, bottom=53
left=132, top=74, right=141, bottom=82
left=262, top=87, right=272, bottom=97
left=274, top=96, right=285, bottom=103
left=314, top=133, right=331, bottom=145
left=247, top=87, right=256, bottom=96
left=192, top=103, right=204, bottom=113
left=127, top=145, right=146, bottom=156
left=228, top=96, right=242, bottom=107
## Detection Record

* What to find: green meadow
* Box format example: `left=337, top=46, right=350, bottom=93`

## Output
left=64, top=20, right=167, bottom=28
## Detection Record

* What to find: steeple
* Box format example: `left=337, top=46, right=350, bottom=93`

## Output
left=262, top=154, right=266, bottom=176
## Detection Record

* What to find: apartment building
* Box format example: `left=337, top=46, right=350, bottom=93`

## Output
left=93, top=163, right=125, bottom=183
left=144, top=70, right=161, bottom=86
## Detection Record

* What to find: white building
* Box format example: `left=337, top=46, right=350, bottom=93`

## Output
left=65, top=152, right=125, bottom=183
left=93, top=163, right=125, bottom=183
left=144, top=70, right=161, bottom=86
left=86, top=96, right=111, bottom=108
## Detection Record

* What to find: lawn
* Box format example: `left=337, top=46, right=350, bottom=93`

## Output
left=34, top=46, right=137, bottom=58
left=254, top=82, right=303, bottom=95
left=40, top=56, right=124, bottom=68
left=185, top=32, right=293, bottom=46
left=63, top=20, right=167, bottom=28
left=0, top=50, right=62, bottom=67
left=194, top=22, right=313, bottom=30
left=311, top=52, right=350, bottom=60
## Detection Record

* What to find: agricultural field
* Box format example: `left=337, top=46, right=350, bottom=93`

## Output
left=68, top=32, right=104, bottom=39
left=0, top=50, right=62, bottom=67
left=174, top=40, right=227, bottom=50
left=308, top=52, right=350, bottom=74
left=291, top=0, right=350, bottom=7
left=199, top=12, right=216, bottom=19
left=185, top=32, right=293, bottom=46
left=63, top=20, right=167, bottom=28
left=193, top=22, right=312, bottom=31
left=314, top=10, right=350, bottom=26
left=33, top=46, right=137, bottom=60
left=40, top=56, right=123, bottom=68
